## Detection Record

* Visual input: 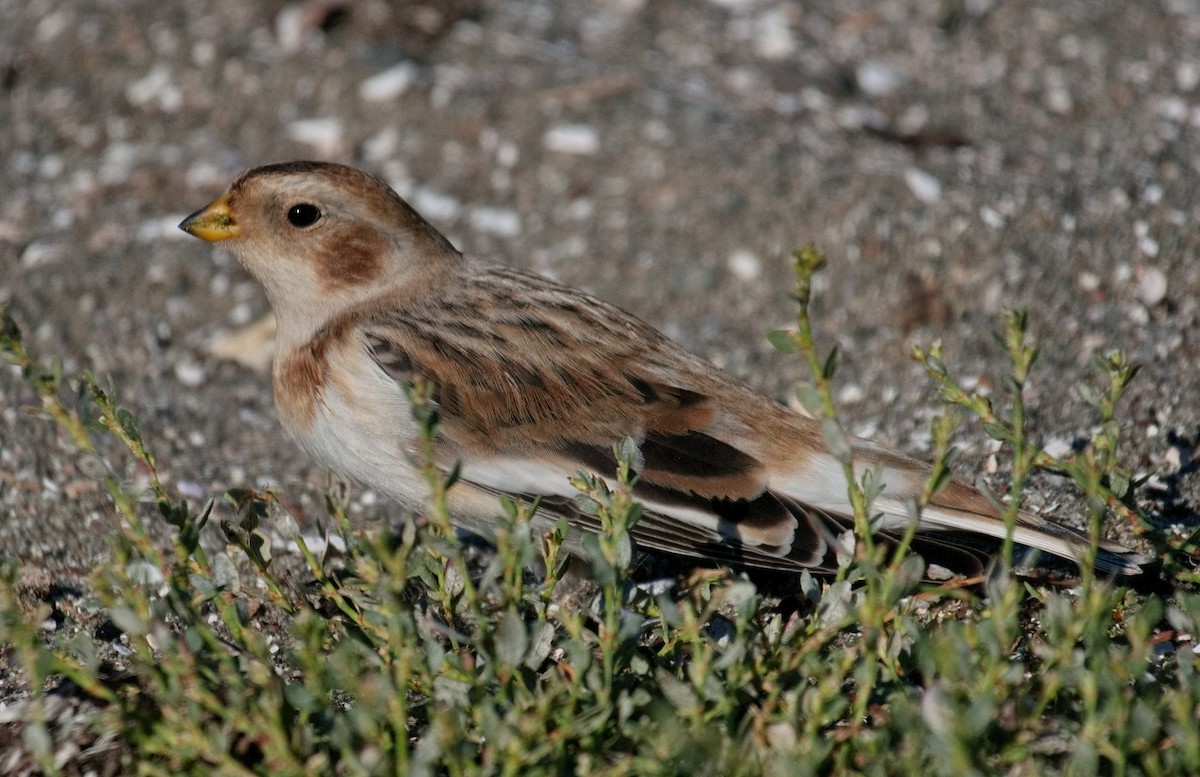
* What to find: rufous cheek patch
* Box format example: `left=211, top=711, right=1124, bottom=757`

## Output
left=314, top=224, right=388, bottom=292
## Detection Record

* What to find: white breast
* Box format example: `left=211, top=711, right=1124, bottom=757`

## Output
left=286, top=348, right=428, bottom=511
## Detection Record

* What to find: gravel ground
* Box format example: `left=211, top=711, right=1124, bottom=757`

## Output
left=1, top=0, right=1199, bottom=763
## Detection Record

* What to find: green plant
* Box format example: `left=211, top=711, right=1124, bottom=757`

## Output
left=0, top=245, right=1194, bottom=777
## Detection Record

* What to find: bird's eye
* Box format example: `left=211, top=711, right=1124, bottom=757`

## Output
left=286, top=203, right=322, bottom=227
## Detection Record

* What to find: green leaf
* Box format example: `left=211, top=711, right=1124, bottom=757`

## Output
left=1026, top=344, right=1042, bottom=371
left=497, top=609, right=528, bottom=666
left=822, top=345, right=839, bottom=380
left=444, top=460, right=461, bottom=489
left=580, top=532, right=603, bottom=563
left=766, top=328, right=801, bottom=354
left=927, top=465, right=953, bottom=496
left=973, top=476, right=1006, bottom=514
left=116, top=407, right=142, bottom=444
left=0, top=307, right=21, bottom=344
left=860, top=468, right=884, bottom=503
left=614, top=532, right=633, bottom=569
left=721, top=580, right=757, bottom=609
left=617, top=436, right=639, bottom=468
left=22, top=722, right=51, bottom=758
left=1076, top=381, right=1101, bottom=407
left=1108, top=469, right=1131, bottom=498
left=68, top=632, right=98, bottom=672
left=573, top=494, right=601, bottom=517
left=525, top=621, right=555, bottom=669
left=820, top=417, right=853, bottom=465
left=108, top=605, right=147, bottom=637
left=923, top=354, right=948, bottom=377
left=792, top=244, right=827, bottom=275
left=981, top=421, right=1009, bottom=441
left=189, top=574, right=217, bottom=600
left=896, top=553, right=926, bottom=589
left=655, top=666, right=699, bottom=712
left=284, top=681, right=320, bottom=713
left=794, top=383, right=824, bottom=416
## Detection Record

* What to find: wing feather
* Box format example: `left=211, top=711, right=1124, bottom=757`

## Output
left=354, top=262, right=1145, bottom=577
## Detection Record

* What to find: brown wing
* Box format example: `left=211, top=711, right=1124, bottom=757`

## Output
left=357, top=263, right=1144, bottom=577
left=358, top=263, right=841, bottom=567
left=362, top=264, right=778, bottom=497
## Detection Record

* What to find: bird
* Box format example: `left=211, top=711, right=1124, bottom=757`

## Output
left=178, top=160, right=1145, bottom=579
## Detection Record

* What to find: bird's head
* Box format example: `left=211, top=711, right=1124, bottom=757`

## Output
left=180, top=161, right=460, bottom=338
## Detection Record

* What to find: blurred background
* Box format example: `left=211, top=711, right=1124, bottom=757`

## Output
left=1, top=0, right=1197, bottom=579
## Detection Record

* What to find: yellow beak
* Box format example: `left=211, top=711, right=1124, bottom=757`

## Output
left=178, top=194, right=241, bottom=241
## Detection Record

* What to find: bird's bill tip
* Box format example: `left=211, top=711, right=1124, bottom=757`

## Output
left=179, top=194, right=241, bottom=242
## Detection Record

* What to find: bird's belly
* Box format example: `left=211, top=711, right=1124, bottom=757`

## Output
left=284, top=370, right=427, bottom=511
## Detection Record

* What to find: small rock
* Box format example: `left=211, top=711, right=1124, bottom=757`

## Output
left=359, top=62, right=417, bottom=102
left=904, top=168, right=941, bottom=203
left=276, top=0, right=348, bottom=52
left=754, top=8, right=796, bottom=60
left=177, top=480, right=207, bottom=500
left=1135, top=265, right=1168, bottom=307
left=287, top=117, right=346, bottom=156
left=362, top=126, right=400, bottom=161
left=411, top=188, right=462, bottom=222
left=837, top=384, right=866, bottom=404
left=470, top=207, right=521, bottom=237
left=726, top=249, right=761, bottom=280
left=1077, top=271, right=1101, bottom=292
left=979, top=206, right=1004, bottom=228
left=125, top=64, right=182, bottom=112
left=21, top=242, right=66, bottom=268
left=1042, top=437, right=1073, bottom=459
left=544, top=124, right=600, bottom=155
left=1157, top=96, right=1189, bottom=123
left=856, top=60, right=905, bottom=96
left=174, top=360, right=208, bottom=387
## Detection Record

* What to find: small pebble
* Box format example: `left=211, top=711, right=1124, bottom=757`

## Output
left=470, top=207, right=522, bottom=237
left=837, top=384, right=866, bottom=404
left=979, top=206, right=1004, bottom=228
left=1042, top=437, right=1073, bottom=459
left=1135, top=266, right=1168, bottom=306
left=904, top=168, right=942, bottom=203
left=177, top=480, right=207, bottom=500
left=1157, top=96, right=1188, bottom=122
left=174, top=360, right=207, bottom=387
left=126, top=560, right=164, bottom=586
left=21, top=242, right=66, bottom=268
left=857, top=60, right=905, bottom=96
left=359, top=62, right=417, bottom=102
left=544, top=124, right=600, bottom=155
left=754, top=8, right=796, bottom=60
left=287, top=117, right=345, bottom=156
left=125, top=64, right=182, bottom=112
left=362, top=127, right=400, bottom=161
left=726, top=249, right=761, bottom=280
left=411, top=188, right=462, bottom=221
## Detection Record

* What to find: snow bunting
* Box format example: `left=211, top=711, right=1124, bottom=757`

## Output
left=179, top=161, right=1143, bottom=577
